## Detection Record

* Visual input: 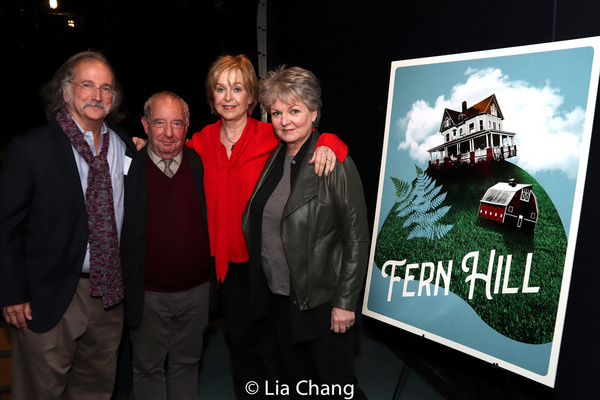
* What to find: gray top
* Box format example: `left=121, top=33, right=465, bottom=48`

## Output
left=260, top=154, right=294, bottom=295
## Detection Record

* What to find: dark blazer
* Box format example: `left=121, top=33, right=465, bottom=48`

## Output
left=121, top=147, right=210, bottom=329
left=0, top=119, right=140, bottom=333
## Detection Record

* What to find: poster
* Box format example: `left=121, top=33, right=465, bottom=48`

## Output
left=362, top=37, right=600, bottom=387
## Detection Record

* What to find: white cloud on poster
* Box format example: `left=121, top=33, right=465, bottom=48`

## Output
left=396, top=67, right=585, bottom=179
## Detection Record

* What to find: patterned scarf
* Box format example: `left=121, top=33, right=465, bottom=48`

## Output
left=56, top=108, right=124, bottom=308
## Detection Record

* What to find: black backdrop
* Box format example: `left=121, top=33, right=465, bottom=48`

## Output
left=2, top=0, right=600, bottom=398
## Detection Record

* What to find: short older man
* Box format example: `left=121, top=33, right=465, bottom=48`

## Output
left=0, top=51, right=140, bottom=400
left=121, top=91, right=211, bottom=400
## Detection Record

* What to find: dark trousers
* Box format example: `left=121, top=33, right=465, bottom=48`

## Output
left=219, top=261, right=282, bottom=399
left=271, top=294, right=367, bottom=400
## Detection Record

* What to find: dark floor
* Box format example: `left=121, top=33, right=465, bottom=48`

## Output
left=117, top=315, right=554, bottom=400
left=197, top=318, right=442, bottom=400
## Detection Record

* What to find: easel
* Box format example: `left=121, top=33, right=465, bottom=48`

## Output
left=391, top=332, right=533, bottom=400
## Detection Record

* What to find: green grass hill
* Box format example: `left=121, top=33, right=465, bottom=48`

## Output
left=374, top=161, right=567, bottom=344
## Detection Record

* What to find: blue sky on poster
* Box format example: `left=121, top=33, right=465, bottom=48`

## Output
left=383, top=46, right=595, bottom=234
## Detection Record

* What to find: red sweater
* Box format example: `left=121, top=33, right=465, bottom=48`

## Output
left=144, top=154, right=210, bottom=291
left=186, top=117, right=347, bottom=284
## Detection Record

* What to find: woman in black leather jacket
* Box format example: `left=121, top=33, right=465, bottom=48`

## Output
left=242, top=66, right=369, bottom=399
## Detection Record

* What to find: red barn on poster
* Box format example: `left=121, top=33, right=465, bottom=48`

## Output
left=478, top=179, right=539, bottom=232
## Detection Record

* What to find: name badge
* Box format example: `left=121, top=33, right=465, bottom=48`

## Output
left=124, top=156, right=132, bottom=175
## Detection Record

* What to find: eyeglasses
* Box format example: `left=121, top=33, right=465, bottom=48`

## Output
left=69, top=81, right=116, bottom=98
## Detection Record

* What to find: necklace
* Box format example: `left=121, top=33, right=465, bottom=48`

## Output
left=223, top=133, right=237, bottom=145
left=222, top=127, right=240, bottom=150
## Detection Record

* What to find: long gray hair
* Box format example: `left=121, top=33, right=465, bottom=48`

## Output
left=40, top=51, right=124, bottom=123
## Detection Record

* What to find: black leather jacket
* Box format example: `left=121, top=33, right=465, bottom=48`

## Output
left=242, top=134, right=370, bottom=313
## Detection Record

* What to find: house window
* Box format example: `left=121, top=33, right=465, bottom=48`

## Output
left=493, top=122, right=496, bottom=129
left=459, top=128, right=463, bottom=136
left=446, top=133, right=450, bottom=142
left=520, top=189, right=531, bottom=202
left=531, top=212, right=537, bottom=219
left=491, top=104, right=497, bottom=116
left=480, top=120, right=484, bottom=130
left=444, top=117, right=451, bottom=128
left=508, top=206, right=513, bottom=213
left=469, top=123, right=475, bottom=133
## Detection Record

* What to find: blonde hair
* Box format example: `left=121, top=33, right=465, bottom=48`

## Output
left=205, top=54, right=258, bottom=116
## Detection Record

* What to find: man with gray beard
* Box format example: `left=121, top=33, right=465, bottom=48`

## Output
left=0, top=51, right=140, bottom=400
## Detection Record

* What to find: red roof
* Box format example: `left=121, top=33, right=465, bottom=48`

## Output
left=440, top=94, right=503, bottom=132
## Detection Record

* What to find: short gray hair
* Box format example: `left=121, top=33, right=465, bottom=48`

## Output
left=143, top=91, right=190, bottom=124
left=259, top=66, right=322, bottom=127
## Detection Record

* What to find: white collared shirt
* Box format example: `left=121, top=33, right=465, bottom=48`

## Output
left=146, top=146, right=183, bottom=175
left=70, top=119, right=126, bottom=273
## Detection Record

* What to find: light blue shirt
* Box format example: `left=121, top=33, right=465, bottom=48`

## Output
left=70, top=119, right=127, bottom=273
